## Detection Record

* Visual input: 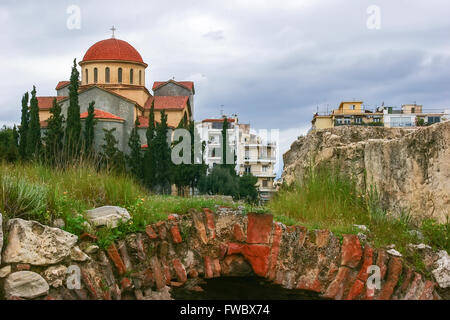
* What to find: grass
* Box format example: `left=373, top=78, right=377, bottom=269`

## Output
left=0, top=162, right=239, bottom=247
left=268, top=166, right=450, bottom=257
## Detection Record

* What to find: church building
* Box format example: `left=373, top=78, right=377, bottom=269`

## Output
left=37, top=33, right=194, bottom=153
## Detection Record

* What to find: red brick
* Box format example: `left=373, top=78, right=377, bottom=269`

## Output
left=107, top=243, right=127, bottom=275
left=219, top=243, right=228, bottom=259
left=203, top=208, right=216, bottom=240
left=81, top=269, right=99, bottom=300
left=226, top=242, right=271, bottom=277
left=376, top=249, right=389, bottom=280
left=247, top=213, right=273, bottom=244
left=16, top=264, right=30, bottom=271
left=341, top=234, right=363, bottom=268
left=189, top=269, right=199, bottom=278
left=135, top=234, right=146, bottom=261
left=145, top=225, right=158, bottom=240
left=80, top=232, right=98, bottom=241
left=399, top=267, right=414, bottom=294
left=103, top=290, right=112, bottom=300
left=377, top=257, right=403, bottom=300
left=142, top=268, right=154, bottom=286
left=170, top=225, right=182, bottom=244
left=296, top=268, right=322, bottom=293
left=204, top=256, right=214, bottom=279
left=233, top=224, right=246, bottom=242
left=297, top=226, right=308, bottom=247
left=404, top=273, right=422, bottom=300
left=190, top=286, right=204, bottom=292
left=346, top=279, right=365, bottom=300
left=45, top=295, right=56, bottom=300
left=323, top=266, right=351, bottom=300
left=356, top=245, right=374, bottom=282
left=419, top=281, right=435, bottom=300
left=156, top=221, right=167, bottom=240
left=213, top=259, right=221, bottom=277
left=150, top=256, right=166, bottom=290
left=172, top=259, right=187, bottom=283
left=168, top=214, right=178, bottom=221
left=121, top=277, right=132, bottom=291
left=267, top=223, right=283, bottom=280
left=170, top=281, right=184, bottom=287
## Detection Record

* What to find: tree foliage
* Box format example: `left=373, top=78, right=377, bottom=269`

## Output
left=26, top=86, right=42, bottom=158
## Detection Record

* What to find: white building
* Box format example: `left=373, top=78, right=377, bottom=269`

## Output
left=196, top=116, right=277, bottom=202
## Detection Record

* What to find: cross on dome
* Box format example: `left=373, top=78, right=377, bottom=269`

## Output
left=110, top=26, right=117, bottom=38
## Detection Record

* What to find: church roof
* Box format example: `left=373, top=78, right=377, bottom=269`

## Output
left=144, top=96, right=190, bottom=110
left=37, top=96, right=67, bottom=110
left=152, top=80, right=194, bottom=92
left=55, top=81, right=70, bottom=90
left=81, top=38, right=146, bottom=65
left=80, top=109, right=124, bottom=122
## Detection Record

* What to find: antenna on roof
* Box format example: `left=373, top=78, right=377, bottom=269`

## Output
left=220, top=105, right=224, bottom=117
left=110, top=26, right=117, bottom=38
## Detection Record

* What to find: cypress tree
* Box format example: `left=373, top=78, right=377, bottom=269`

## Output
left=143, top=100, right=156, bottom=188
left=43, top=98, right=65, bottom=165
left=153, top=110, right=172, bottom=193
left=101, top=128, right=125, bottom=173
left=19, top=92, right=29, bottom=160
left=65, top=59, right=81, bottom=158
left=127, top=116, right=143, bottom=179
left=26, top=85, right=41, bottom=159
left=84, top=101, right=97, bottom=155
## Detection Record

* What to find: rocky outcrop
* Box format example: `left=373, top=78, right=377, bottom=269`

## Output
left=4, top=271, right=49, bottom=299
left=86, top=206, right=131, bottom=228
left=282, top=121, right=450, bottom=222
left=432, top=250, right=450, bottom=289
left=0, top=213, right=3, bottom=265
left=0, top=207, right=447, bottom=300
left=2, top=219, right=78, bottom=265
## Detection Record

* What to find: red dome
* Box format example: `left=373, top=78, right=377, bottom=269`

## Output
left=82, top=38, right=144, bottom=64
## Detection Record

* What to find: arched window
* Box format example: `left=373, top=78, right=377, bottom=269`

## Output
left=85, top=69, right=89, bottom=84
left=94, top=68, right=98, bottom=83
left=105, top=67, right=110, bottom=83
left=130, top=69, right=134, bottom=84
left=139, top=70, right=142, bottom=85
left=118, top=68, right=123, bottom=83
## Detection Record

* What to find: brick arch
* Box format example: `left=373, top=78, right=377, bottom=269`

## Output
left=78, top=208, right=438, bottom=301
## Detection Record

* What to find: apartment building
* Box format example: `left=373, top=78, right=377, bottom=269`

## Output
left=196, top=116, right=277, bottom=202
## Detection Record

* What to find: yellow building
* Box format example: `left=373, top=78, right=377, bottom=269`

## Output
left=312, top=101, right=383, bottom=129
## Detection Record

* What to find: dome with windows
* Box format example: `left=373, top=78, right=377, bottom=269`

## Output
left=81, top=38, right=145, bottom=65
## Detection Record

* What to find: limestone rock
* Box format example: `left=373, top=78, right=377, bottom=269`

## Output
left=4, top=271, right=49, bottom=299
left=43, top=265, right=67, bottom=288
left=2, top=218, right=78, bottom=265
left=387, top=249, right=402, bottom=257
left=52, top=218, right=65, bottom=229
left=432, top=250, right=450, bottom=288
left=71, top=246, right=91, bottom=262
left=84, top=244, right=99, bottom=254
left=0, top=265, right=11, bottom=278
left=282, top=121, right=450, bottom=223
left=86, top=206, right=131, bottom=228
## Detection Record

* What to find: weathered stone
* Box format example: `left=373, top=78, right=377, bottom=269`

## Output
left=282, top=122, right=450, bottom=223
left=43, top=265, right=67, bottom=288
left=346, top=279, right=365, bottom=300
left=117, top=240, right=133, bottom=272
left=376, top=249, right=389, bottom=280
left=4, top=271, right=49, bottom=299
left=71, top=246, right=91, bottom=262
left=144, top=286, right=172, bottom=300
left=387, top=249, right=402, bottom=257
left=403, top=273, right=422, bottom=300
left=246, top=213, right=273, bottom=244
left=0, top=265, right=12, bottom=278
left=221, top=255, right=253, bottom=277
left=267, top=223, right=283, bottom=280
left=192, top=210, right=208, bottom=244
left=296, top=268, right=322, bottom=293
left=52, top=218, right=65, bottom=229
left=418, top=280, right=435, bottom=300
left=233, top=223, right=246, bottom=242
left=204, top=256, right=214, bottom=279
left=431, top=250, right=450, bottom=288
left=86, top=206, right=131, bottom=228
left=315, top=230, right=330, bottom=248
left=120, top=277, right=132, bottom=291
left=145, top=225, right=158, bottom=239
left=16, top=264, right=31, bottom=271
left=341, top=234, right=363, bottom=268
left=353, top=224, right=370, bottom=232
left=84, top=244, right=100, bottom=254
left=150, top=256, right=166, bottom=290
left=3, top=218, right=78, bottom=265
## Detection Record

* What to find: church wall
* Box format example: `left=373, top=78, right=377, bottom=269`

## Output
left=109, top=87, right=149, bottom=107
left=154, top=83, right=194, bottom=118
left=57, top=87, right=70, bottom=97
left=93, top=121, right=125, bottom=152
left=80, top=61, right=146, bottom=87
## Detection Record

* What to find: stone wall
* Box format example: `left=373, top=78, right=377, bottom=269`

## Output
left=282, top=121, right=450, bottom=222
left=0, top=208, right=447, bottom=300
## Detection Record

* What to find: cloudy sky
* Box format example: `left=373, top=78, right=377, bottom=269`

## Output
left=1, top=0, right=450, bottom=175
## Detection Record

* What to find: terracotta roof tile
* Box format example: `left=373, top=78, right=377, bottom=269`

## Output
left=80, top=109, right=124, bottom=121
left=144, top=96, right=189, bottom=110
left=55, top=81, right=70, bottom=90
left=82, top=38, right=144, bottom=64
left=37, top=96, right=67, bottom=110
left=152, top=80, right=194, bottom=92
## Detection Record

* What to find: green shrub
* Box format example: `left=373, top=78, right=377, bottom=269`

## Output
left=421, top=218, right=450, bottom=252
